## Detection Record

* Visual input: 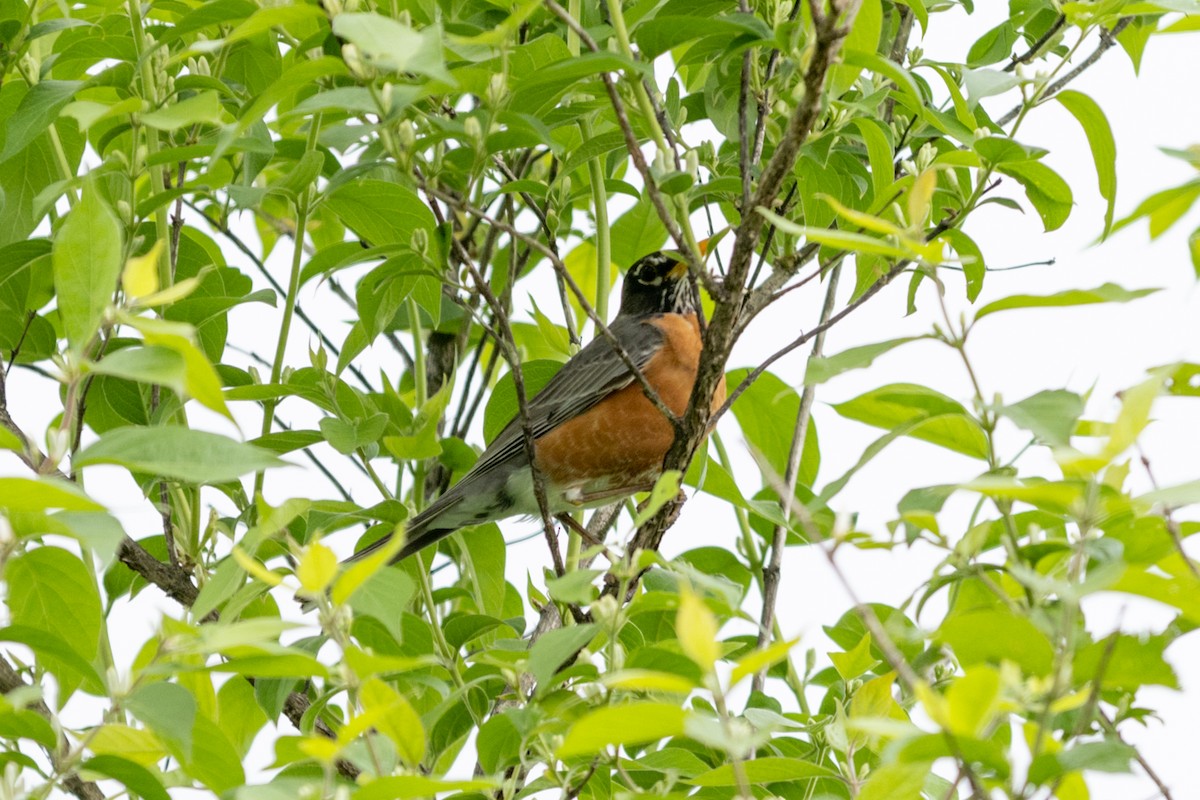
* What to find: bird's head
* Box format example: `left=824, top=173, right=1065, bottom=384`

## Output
left=618, top=241, right=708, bottom=317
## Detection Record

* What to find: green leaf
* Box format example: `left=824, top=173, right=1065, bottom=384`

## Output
left=997, top=160, right=1073, bottom=231
left=1111, top=567, right=1200, bottom=625
left=831, top=384, right=989, bottom=460
left=74, top=427, right=283, bottom=483
left=805, top=337, right=922, bottom=385
left=528, top=623, right=597, bottom=696
left=998, top=389, right=1084, bottom=447
left=141, top=92, right=224, bottom=131
left=215, top=677, right=268, bottom=758
left=324, top=180, right=438, bottom=251
left=0, top=477, right=104, bottom=511
left=80, top=756, right=170, bottom=800
left=610, top=199, right=670, bottom=273
left=332, top=13, right=450, bottom=81
left=346, top=567, right=415, bottom=646
left=186, top=714, right=246, bottom=792
left=125, top=682, right=196, bottom=760
left=967, top=21, right=1017, bottom=67
left=557, top=702, right=686, bottom=758
left=0, top=706, right=56, bottom=749
left=89, top=346, right=187, bottom=399
left=52, top=181, right=123, bottom=351
left=6, top=548, right=103, bottom=669
left=858, top=760, right=932, bottom=800
left=1114, top=180, right=1200, bottom=240
left=938, top=610, right=1054, bottom=675
left=1072, top=634, right=1178, bottom=691
left=1056, top=90, right=1117, bottom=236
left=1028, top=740, right=1135, bottom=784
left=353, top=777, right=495, bottom=800
left=690, top=756, right=840, bottom=786
left=830, top=633, right=879, bottom=681
left=632, top=470, right=682, bottom=527
left=0, top=626, right=105, bottom=696
left=946, top=666, right=1000, bottom=736
left=725, top=368, right=819, bottom=489
left=0, top=81, right=81, bottom=163
left=975, top=283, right=1157, bottom=320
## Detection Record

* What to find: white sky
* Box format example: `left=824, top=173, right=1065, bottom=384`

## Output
left=3, top=4, right=1199, bottom=798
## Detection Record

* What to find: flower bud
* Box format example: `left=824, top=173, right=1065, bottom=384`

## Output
left=463, top=115, right=482, bottom=142
left=397, top=119, right=416, bottom=150
left=487, top=73, right=507, bottom=107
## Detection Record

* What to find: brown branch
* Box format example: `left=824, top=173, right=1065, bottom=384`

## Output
left=542, top=0, right=719, bottom=299
left=996, top=17, right=1132, bottom=127
left=627, top=0, right=863, bottom=558
left=1005, top=14, right=1066, bottom=73
left=0, top=657, right=105, bottom=800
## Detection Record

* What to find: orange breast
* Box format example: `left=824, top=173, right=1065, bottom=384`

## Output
left=533, top=313, right=726, bottom=495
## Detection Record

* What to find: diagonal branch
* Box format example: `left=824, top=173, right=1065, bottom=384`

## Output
left=628, top=0, right=863, bottom=556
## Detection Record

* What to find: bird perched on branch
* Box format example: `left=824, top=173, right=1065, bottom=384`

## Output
left=347, top=246, right=725, bottom=564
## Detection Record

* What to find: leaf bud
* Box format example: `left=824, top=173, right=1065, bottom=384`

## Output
left=410, top=227, right=429, bottom=255
left=487, top=73, right=508, bottom=107
left=915, top=142, right=935, bottom=173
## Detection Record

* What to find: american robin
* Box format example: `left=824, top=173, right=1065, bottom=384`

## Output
left=348, top=248, right=726, bottom=564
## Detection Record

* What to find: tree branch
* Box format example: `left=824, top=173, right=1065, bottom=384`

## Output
left=628, top=0, right=862, bottom=558
left=0, top=657, right=105, bottom=800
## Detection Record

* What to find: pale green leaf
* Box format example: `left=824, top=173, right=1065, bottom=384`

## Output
left=74, top=427, right=283, bottom=483
left=53, top=181, right=123, bottom=351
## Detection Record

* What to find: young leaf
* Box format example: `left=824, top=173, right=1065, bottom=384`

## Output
left=1056, top=90, right=1117, bottom=236
left=52, top=181, right=123, bottom=351
left=676, top=586, right=720, bottom=672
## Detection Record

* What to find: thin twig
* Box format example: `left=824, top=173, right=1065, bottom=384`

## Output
left=751, top=265, right=841, bottom=693
left=996, top=18, right=1132, bottom=126
left=1005, top=14, right=1066, bottom=72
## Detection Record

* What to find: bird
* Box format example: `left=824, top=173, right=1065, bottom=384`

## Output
left=346, top=247, right=726, bottom=565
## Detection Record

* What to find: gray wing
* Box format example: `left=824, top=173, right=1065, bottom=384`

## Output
left=345, top=315, right=665, bottom=564
left=469, top=315, right=664, bottom=479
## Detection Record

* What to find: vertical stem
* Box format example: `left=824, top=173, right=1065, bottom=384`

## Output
left=408, top=296, right=428, bottom=510
left=127, top=0, right=170, bottom=285
left=255, top=113, right=322, bottom=499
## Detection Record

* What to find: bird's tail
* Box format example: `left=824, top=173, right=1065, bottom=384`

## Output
left=342, top=493, right=462, bottom=565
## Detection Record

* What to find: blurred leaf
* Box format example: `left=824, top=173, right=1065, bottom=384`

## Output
left=557, top=702, right=686, bottom=758
left=359, top=677, right=426, bottom=766
left=946, top=666, right=1000, bottom=737
left=1028, top=740, right=1135, bottom=784
left=354, top=777, right=495, bottom=800
left=80, top=756, right=170, bottom=800
left=830, top=633, right=879, bottom=681
left=998, top=389, right=1084, bottom=446
left=690, top=756, right=840, bottom=786
left=676, top=587, right=719, bottom=672
left=725, top=368, right=819, bottom=489
left=141, top=91, right=223, bottom=130
left=938, top=610, right=1054, bottom=675
left=332, top=13, right=451, bottom=81
left=0, top=477, right=104, bottom=511
left=858, top=760, right=933, bottom=800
